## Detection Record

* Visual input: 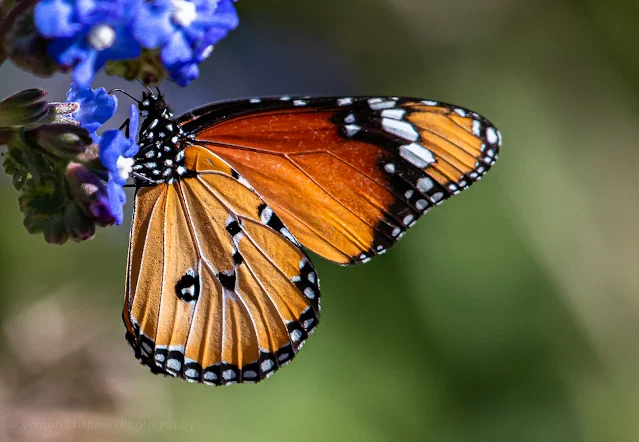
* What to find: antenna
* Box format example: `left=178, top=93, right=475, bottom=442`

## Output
left=136, top=78, right=155, bottom=95
left=108, top=88, right=140, bottom=103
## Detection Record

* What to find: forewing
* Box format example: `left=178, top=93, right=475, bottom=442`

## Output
left=178, top=96, right=501, bottom=265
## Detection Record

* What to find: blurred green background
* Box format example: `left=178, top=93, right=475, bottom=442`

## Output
left=1, top=0, right=638, bottom=441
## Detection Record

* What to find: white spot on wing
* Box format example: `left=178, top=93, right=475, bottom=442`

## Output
left=260, top=206, right=274, bottom=224
left=222, top=369, right=236, bottom=380
left=416, top=199, right=428, bottom=210
left=280, top=228, right=297, bottom=244
left=369, top=99, right=397, bottom=110
left=416, top=177, right=434, bottom=193
left=382, top=118, right=419, bottom=141
left=399, top=143, right=435, bottom=168
left=381, top=108, right=406, bottom=120
left=167, top=358, right=181, bottom=371
left=181, top=285, right=195, bottom=299
left=345, top=124, right=361, bottom=137
left=486, top=127, right=498, bottom=144
left=261, top=360, right=274, bottom=372
left=291, top=329, right=303, bottom=342
left=472, top=120, right=481, bottom=136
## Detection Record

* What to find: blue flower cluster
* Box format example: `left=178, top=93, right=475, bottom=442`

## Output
left=66, top=84, right=139, bottom=225
left=34, top=0, right=238, bottom=88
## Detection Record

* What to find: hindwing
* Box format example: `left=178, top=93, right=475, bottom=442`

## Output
left=124, top=146, right=319, bottom=385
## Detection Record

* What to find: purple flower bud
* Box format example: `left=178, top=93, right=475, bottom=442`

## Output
left=66, top=162, right=115, bottom=227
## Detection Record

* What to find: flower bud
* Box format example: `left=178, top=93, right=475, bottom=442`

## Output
left=42, top=214, right=69, bottom=245
left=41, top=102, right=81, bottom=125
left=0, top=88, right=48, bottom=127
left=23, top=124, right=93, bottom=159
left=64, top=203, right=96, bottom=242
left=66, top=162, right=115, bottom=227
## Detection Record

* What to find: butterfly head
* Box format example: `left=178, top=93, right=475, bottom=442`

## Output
left=132, top=92, right=189, bottom=185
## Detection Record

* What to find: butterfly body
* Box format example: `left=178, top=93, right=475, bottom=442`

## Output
left=123, top=94, right=501, bottom=385
left=134, top=92, right=192, bottom=183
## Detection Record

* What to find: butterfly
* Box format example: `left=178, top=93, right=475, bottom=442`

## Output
left=123, top=93, right=501, bottom=385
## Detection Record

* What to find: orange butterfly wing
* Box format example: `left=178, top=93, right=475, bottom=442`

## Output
left=124, top=146, right=319, bottom=385
left=178, top=97, right=501, bottom=265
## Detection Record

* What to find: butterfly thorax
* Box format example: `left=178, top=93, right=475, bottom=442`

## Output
left=133, top=92, right=189, bottom=184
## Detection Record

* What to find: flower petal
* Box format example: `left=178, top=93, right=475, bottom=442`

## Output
left=132, top=0, right=175, bottom=49
left=107, top=177, right=126, bottom=225
left=48, top=36, right=87, bottom=67
left=99, top=27, right=142, bottom=62
left=67, top=84, right=118, bottom=131
left=169, top=62, right=199, bottom=86
left=34, top=0, right=82, bottom=38
left=99, top=129, right=129, bottom=172
left=72, top=48, right=99, bottom=88
left=160, top=31, right=193, bottom=67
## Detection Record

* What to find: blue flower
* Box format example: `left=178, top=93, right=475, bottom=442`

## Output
left=66, top=83, right=117, bottom=139
left=98, top=104, right=139, bottom=225
left=132, top=0, right=239, bottom=86
left=34, top=0, right=143, bottom=88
